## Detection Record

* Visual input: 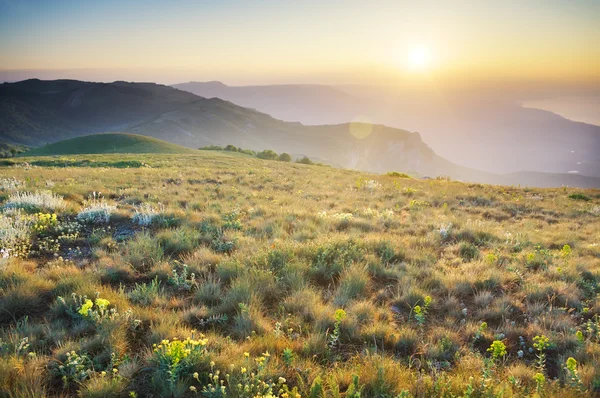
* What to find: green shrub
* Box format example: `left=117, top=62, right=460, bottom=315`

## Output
left=568, top=193, right=591, bottom=201
left=257, top=149, right=278, bottom=160
left=459, top=242, right=479, bottom=261
left=386, top=171, right=411, bottom=178
left=278, top=153, right=292, bottom=162
left=123, top=232, right=163, bottom=272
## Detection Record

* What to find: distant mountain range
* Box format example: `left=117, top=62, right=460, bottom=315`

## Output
left=1, top=79, right=599, bottom=188
left=173, top=81, right=600, bottom=179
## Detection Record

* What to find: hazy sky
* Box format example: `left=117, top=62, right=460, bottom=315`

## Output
left=1, top=0, right=599, bottom=86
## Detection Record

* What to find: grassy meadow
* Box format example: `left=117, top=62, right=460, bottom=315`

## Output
left=1, top=152, right=600, bottom=397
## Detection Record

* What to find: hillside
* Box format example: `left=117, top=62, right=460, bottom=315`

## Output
left=20, top=133, right=200, bottom=156
left=1, top=153, right=599, bottom=396
left=1, top=79, right=599, bottom=188
left=0, top=79, right=474, bottom=180
left=174, top=81, right=600, bottom=178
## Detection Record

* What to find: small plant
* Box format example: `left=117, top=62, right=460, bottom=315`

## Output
left=533, top=335, right=550, bottom=373
left=58, top=292, right=120, bottom=324
left=526, top=246, right=552, bottom=270
left=482, top=340, right=507, bottom=391
left=487, top=340, right=507, bottom=361
left=0, top=210, right=32, bottom=257
left=413, top=295, right=432, bottom=329
left=128, top=277, right=162, bottom=306
left=533, top=372, right=545, bottom=395
left=473, top=322, right=488, bottom=343
left=409, top=199, right=431, bottom=209
left=438, top=223, right=453, bottom=240
left=328, top=308, right=347, bottom=349
left=560, top=244, right=572, bottom=262
left=77, top=192, right=116, bottom=224
left=282, top=347, right=295, bottom=367
left=400, top=186, right=418, bottom=196
left=346, top=374, right=364, bottom=398
left=169, top=262, right=197, bottom=291
left=132, top=203, right=161, bottom=226
left=196, top=353, right=300, bottom=398
left=564, top=357, right=583, bottom=391
left=51, top=350, right=94, bottom=387
left=0, top=177, right=23, bottom=191
left=32, top=212, right=58, bottom=233
left=222, top=208, right=243, bottom=230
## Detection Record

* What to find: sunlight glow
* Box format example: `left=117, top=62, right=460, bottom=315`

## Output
left=408, top=47, right=432, bottom=70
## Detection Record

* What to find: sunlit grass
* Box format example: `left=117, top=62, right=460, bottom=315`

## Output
left=0, top=152, right=599, bottom=397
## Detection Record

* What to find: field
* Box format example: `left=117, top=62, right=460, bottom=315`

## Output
left=1, top=152, right=600, bottom=397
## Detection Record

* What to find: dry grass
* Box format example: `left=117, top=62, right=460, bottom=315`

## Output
left=0, top=152, right=599, bottom=397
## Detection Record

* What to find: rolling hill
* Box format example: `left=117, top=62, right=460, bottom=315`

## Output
left=19, top=133, right=199, bottom=156
left=1, top=79, right=599, bottom=188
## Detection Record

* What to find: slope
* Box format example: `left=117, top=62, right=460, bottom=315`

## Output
left=20, top=133, right=199, bottom=156
left=173, top=81, right=600, bottom=178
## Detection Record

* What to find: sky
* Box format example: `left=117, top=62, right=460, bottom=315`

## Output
left=1, top=0, right=600, bottom=87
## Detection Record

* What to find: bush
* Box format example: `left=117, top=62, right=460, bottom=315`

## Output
left=77, top=192, right=116, bottom=224
left=386, top=171, right=411, bottom=178
left=278, top=153, right=292, bottom=162
left=296, top=156, right=314, bottom=165
left=4, top=191, right=66, bottom=212
left=128, top=277, right=162, bottom=306
left=257, top=149, right=278, bottom=160
left=459, top=242, right=479, bottom=262
left=123, top=232, right=164, bottom=272
left=568, top=193, right=591, bottom=201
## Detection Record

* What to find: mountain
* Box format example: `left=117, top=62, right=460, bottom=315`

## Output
left=174, top=81, right=600, bottom=178
left=171, top=81, right=362, bottom=125
left=1, top=79, right=599, bottom=188
left=19, top=133, right=200, bottom=156
left=0, top=79, right=470, bottom=178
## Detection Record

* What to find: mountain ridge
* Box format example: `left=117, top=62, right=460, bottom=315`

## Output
left=173, top=80, right=600, bottom=178
left=1, top=79, right=599, bottom=188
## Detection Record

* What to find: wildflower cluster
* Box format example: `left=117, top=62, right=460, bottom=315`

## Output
left=362, top=207, right=394, bottom=222
left=222, top=208, right=244, bottom=230
left=32, top=212, right=58, bottom=233
left=152, top=334, right=208, bottom=391
left=197, top=353, right=300, bottom=398
left=59, top=292, right=120, bottom=324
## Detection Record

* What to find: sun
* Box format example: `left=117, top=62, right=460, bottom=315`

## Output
left=408, top=47, right=432, bottom=69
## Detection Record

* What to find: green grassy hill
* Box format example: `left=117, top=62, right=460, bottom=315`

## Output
left=19, top=133, right=200, bottom=156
